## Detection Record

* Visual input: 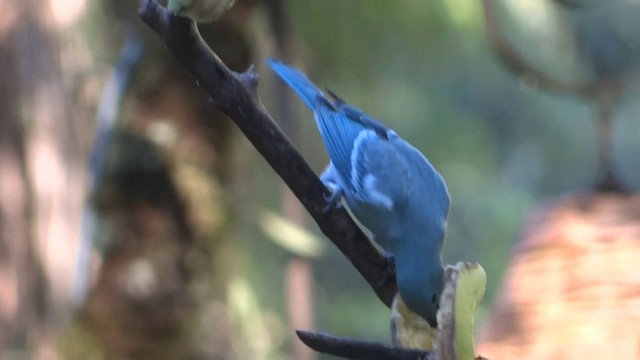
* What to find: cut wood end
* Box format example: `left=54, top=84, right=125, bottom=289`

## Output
left=391, top=262, right=487, bottom=360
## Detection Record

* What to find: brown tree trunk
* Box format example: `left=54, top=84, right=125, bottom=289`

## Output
left=63, top=1, right=258, bottom=358
left=1, top=0, right=259, bottom=356
left=0, top=5, right=43, bottom=351
left=0, top=0, right=86, bottom=356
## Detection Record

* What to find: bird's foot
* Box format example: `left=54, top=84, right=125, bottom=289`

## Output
left=376, top=252, right=396, bottom=286
left=322, top=185, right=344, bottom=213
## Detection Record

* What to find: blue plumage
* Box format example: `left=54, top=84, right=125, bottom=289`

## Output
left=269, top=59, right=450, bottom=327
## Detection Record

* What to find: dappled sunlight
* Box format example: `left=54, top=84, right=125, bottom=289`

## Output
left=227, top=277, right=287, bottom=359
left=29, top=87, right=83, bottom=310
left=0, top=270, right=17, bottom=327
left=504, top=0, right=554, bottom=29
left=0, top=1, right=18, bottom=41
left=50, top=0, right=86, bottom=28
left=444, top=0, right=481, bottom=28
left=258, top=208, right=325, bottom=258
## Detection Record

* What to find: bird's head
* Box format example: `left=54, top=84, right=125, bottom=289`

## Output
left=395, top=250, right=445, bottom=328
left=424, top=264, right=445, bottom=327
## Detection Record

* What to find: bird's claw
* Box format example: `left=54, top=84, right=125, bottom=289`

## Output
left=375, top=252, right=396, bottom=287
left=322, top=187, right=343, bottom=213
left=384, top=252, right=396, bottom=277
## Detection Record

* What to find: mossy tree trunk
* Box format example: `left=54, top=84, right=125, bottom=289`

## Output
left=65, top=0, right=258, bottom=358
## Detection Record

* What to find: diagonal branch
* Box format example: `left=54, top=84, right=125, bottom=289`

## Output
left=296, top=330, right=435, bottom=360
left=138, top=0, right=397, bottom=306
left=480, top=0, right=599, bottom=98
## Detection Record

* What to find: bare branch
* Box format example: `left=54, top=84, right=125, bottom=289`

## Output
left=593, top=91, right=630, bottom=193
left=481, top=0, right=640, bottom=192
left=480, top=0, right=599, bottom=98
left=296, top=330, right=435, bottom=360
left=138, top=0, right=397, bottom=306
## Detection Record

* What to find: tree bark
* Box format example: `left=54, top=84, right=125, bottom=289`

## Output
left=0, top=0, right=84, bottom=355
left=66, top=1, right=257, bottom=357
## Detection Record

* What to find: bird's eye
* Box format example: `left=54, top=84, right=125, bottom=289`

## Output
left=431, top=294, right=438, bottom=305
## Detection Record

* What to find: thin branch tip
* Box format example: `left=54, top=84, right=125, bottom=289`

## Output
left=239, top=64, right=260, bottom=88
left=138, top=0, right=151, bottom=11
left=138, top=0, right=161, bottom=20
left=296, top=330, right=435, bottom=359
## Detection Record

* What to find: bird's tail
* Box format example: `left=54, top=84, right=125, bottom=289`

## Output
left=268, top=59, right=323, bottom=110
left=268, top=59, right=371, bottom=180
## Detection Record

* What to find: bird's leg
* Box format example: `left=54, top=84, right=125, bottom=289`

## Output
left=378, top=251, right=396, bottom=285
left=322, top=183, right=344, bottom=212
left=373, top=251, right=395, bottom=287
left=365, top=233, right=395, bottom=285
left=320, top=164, right=344, bottom=212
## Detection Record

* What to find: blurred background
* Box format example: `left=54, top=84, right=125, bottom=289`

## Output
left=1, top=0, right=639, bottom=358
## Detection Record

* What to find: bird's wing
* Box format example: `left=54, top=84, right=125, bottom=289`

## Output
left=269, top=60, right=410, bottom=210
left=314, top=96, right=409, bottom=210
left=327, top=89, right=390, bottom=139
left=351, top=133, right=410, bottom=211
left=312, top=96, right=364, bottom=182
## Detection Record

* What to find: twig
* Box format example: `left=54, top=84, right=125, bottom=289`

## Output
left=481, top=0, right=640, bottom=99
left=138, top=0, right=397, bottom=306
left=296, top=330, right=434, bottom=360
left=480, top=0, right=640, bottom=192
left=481, top=0, right=599, bottom=97
left=593, top=90, right=629, bottom=193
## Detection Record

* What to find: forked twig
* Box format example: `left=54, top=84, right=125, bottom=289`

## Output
left=138, top=0, right=398, bottom=306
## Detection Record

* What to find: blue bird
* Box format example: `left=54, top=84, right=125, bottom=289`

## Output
left=268, top=60, right=450, bottom=327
